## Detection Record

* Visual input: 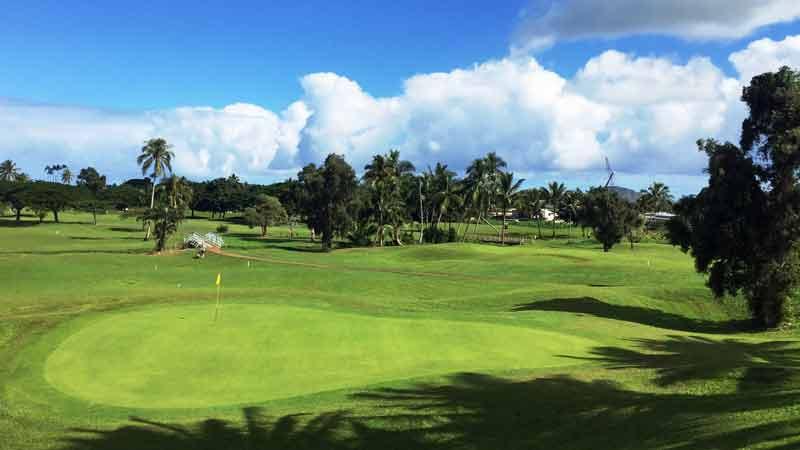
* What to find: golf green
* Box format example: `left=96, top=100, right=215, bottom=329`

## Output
left=44, top=304, right=596, bottom=408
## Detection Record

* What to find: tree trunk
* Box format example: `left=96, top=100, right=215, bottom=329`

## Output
left=393, top=225, right=403, bottom=246
left=501, top=207, right=506, bottom=245
left=144, top=182, right=155, bottom=240
left=15, top=208, right=21, bottom=222
left=92, top=206, right=97, bottom=225
left=262, top=224, right=268, bottom=237
left=52, top=209, right=59, bottom=223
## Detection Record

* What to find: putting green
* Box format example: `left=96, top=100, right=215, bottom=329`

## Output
left=45, top=304, right=596, bottom=409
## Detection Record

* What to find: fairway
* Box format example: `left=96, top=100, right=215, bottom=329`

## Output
left=45, top=304, right=596, bottom=408
left=4, top=213, right=800, bottom=450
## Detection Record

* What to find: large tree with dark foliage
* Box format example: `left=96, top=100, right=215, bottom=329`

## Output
left=76, top=167, right=107, bottom=224
left=243, top=195, right=287, bottom=237
left=583, top=187, right=638, bottom=252
left=298, top=154, right=357, bottom=251
left=22, top=182, right=76, bottom=223
left=667, top=67, right=800, bottom=329
left=0, top=180, right=28, bottom=221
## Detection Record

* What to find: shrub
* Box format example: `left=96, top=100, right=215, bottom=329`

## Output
left=447, top=227, right=458, bottom=242
left=423, top=227, right=447, bottom=244
left=216, top=224, right=229, bottom=234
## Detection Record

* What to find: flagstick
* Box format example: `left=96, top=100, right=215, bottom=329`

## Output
left=214, top=283, right=221, bottom=323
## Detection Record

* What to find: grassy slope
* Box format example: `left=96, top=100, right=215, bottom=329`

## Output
left=1, top=212, right=799, bottom=450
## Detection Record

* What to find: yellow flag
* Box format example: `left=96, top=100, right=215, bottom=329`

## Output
left=215, top=273, right=221, bottom=286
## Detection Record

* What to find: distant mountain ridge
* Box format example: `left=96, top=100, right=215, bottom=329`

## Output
left=607, top=186, right=641, bottom=203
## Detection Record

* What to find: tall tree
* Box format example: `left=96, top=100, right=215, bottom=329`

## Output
left=137, top=138, right=174, bottom=240
left=638, top=182, right=674, bottom=212
left=0, top=181, right=27, bottom=221
left=0, top=160, right=21, bottom=182
left=363, top=150, right=414, bottom=246
left=44, top=164, right=66, bottom=182
left=76, top=167, right=107, bottom=224
left=463, top=152, right=507, bottom=240
left=667, top=68, right=800, bottom=329
left=298, top=154, right=357, bottom=251
left=546, top=182, right=567, bottom=238
left=432, top=165, right=462, bottom=234
left=518, top=188, right=547, bottom=238
left=22, top=182, right=75, bottom=223
left=583, top=187, right=635, bottom=252
left=244, top=195, right=287, bottom=237
left=161, top=175, right=193, bottom=209
left=61, top=167, right=73, bottom=185
left=497, top=172, right=524, bottom=244
left=138, top=206, right=184, bottom=252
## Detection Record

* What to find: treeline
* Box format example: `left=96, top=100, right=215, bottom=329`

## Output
left=2, top=148, right=675, bottom=253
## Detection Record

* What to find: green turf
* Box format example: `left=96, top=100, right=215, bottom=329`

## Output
left=44, top=304, right=595, bottom=408
left=2, top=211, right=800, bottom=450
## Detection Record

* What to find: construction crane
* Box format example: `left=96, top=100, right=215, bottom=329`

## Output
left=604, top=156, right=615, bottom=188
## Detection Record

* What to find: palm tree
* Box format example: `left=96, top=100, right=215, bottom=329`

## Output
left=560, top=190, right=580, bottom=239
left=497, top=172, right=524, bottom=244
left=463, top=153, right=507, bottom=241
left=44, top=164, right=66, bottom=182
left=137, top=138, right=175, bottom=240
left=639, top=182, right=674, bottom=212
left=0, top=160, right=21, bottom=182
left=518, top=188, right=547, bottom=238
left=162, top=175, right=193, bottom=209
left=61, top=167, right=72, bottom=185
left=546, top=181, right=567, bottom=238
left=432, top=166, right=462, bottom=232
left=138, top=206, right=183, bottom=252
left=363, top=150, right=414, bottom=246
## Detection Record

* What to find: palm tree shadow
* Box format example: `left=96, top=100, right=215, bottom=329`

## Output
left=56, top=366, right=800, bottom=450
left=567, top=335, right=800, bottom=390
left=512, top=297, right=751, bottom=333
left=353, top=371, right=800, bottom=450
left=60, top=407, right=352, bottom=450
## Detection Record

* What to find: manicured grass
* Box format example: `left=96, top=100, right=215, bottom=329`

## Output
left=45, top=304, right=595, bottom=409
left=2, top=212, right=799, bottom=450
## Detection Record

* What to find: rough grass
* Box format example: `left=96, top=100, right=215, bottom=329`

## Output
left=1, top=212, right=799, bottom=450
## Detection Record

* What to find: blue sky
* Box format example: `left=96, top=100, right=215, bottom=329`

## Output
left=1, top=1, right=525, bottom=110
left=2, top=1, right=800, bottom=194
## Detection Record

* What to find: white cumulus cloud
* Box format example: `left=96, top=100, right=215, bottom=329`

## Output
left=6, top=34, right=800, bottom=194
left=730, top=35, right=800, bottom=83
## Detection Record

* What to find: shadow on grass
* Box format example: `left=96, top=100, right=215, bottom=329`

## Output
left=0, top=249, right=149, bottom=256
left=61, top=407, right=352, bottom=450
left=512, top=297, right=751, bottom=333
left=109, top=227, right=142, bottom=233
left=353, top=371, right=800, bottom=450
left=55, top=336, right=800, bottom=450
left=58, top=370, right=800, bottom=450
left=569, top=335, right=800, bottom=390
left=224, top=233, right=327, bottom=253
left=0, top=219, right=41, bottom=227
